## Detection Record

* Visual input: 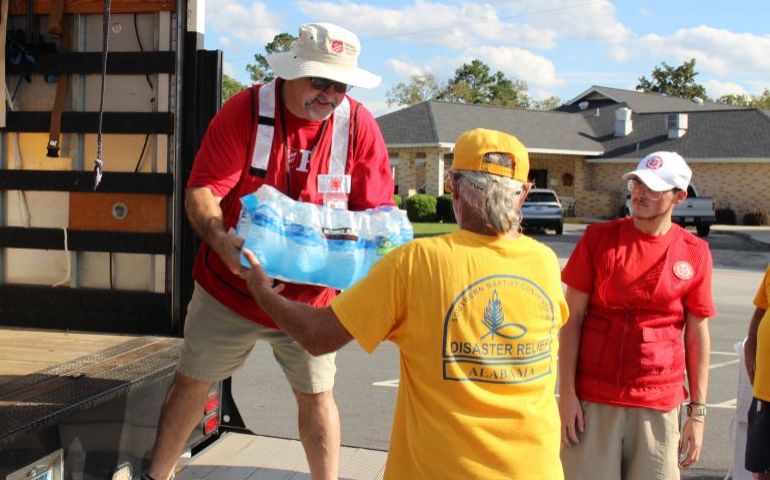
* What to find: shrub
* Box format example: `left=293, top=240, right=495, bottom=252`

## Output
left=393, top=194, right=403, bottom=209
left=743, top=208, right=770, bottom=226
left=436, top=194, right=456, bottom=223
left=405, top=194, right=437, bottom=222
left=715, top=207, right=736, bottom=225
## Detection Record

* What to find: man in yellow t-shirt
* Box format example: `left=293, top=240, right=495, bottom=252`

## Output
left=744, top=264, right=770, bottom=479
left=241, top=128, right=568, bottom=479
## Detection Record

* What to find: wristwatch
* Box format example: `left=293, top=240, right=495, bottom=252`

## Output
left=687, top=403, right=707, bottom=417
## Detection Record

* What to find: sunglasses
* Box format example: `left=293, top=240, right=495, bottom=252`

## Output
left=308, top=76, right=349, bottom=93
left=627, top=178, right=671, bottom=201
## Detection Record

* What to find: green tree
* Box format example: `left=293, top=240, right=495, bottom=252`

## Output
left=222, top=74, right=246, bottom=102
left=636, top=58, right=708, bottom=100
left=531, top=96, right=563, bottom=110
left=245, top=32, right=296, bottom=84
left=488, top=71, right=530, bottom=108
left=386, top=73, right=441, bottom=107
left=752, top=89, right=770, bottom=109
left=716, top=93, right=752, bottom=106
left=439, top=59, right=530, bottom=108
left=718, top=88, right=770, bottom=109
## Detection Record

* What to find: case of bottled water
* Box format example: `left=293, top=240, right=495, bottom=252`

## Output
left=236, top=185, right=413, bottom=290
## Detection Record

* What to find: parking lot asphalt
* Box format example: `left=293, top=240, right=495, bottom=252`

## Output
left=569, top=220, right=770, bottom=250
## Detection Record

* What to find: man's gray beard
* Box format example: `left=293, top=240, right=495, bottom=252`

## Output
left=304, top=97, right=339, bottom=120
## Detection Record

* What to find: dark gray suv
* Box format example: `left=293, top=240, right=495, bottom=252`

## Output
left=521, top=188, right=564, bottom=235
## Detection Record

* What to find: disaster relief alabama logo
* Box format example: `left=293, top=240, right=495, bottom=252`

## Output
left=442, top=274, right=558, bottom=384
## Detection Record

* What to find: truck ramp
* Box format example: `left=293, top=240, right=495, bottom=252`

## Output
left=176, top=432, right=387, bottom=480
left=0, top=327, right=181, bottom=448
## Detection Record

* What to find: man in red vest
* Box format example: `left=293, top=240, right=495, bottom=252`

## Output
left=559, top=151, right=714, bottom=480
left=144, top=23, right=394, bottom=480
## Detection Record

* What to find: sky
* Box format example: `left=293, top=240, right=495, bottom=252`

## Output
left=202, top=0, right=770, bottom=116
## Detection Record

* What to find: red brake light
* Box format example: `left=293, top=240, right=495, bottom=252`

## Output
left=205, top=394, right=219, bottom=414
left=203, top=414, right=219, bottom=435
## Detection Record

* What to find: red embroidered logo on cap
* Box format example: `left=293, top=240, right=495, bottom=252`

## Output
left=645, top=155, right=663, bottom=170
left=673, top=261, right=694, bottom=280
left=331, top=40, right=344, bottom=54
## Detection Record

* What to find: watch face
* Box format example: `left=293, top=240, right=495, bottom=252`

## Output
left=688, top=405, right=706, bottom=416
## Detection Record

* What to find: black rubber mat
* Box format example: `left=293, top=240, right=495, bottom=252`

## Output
left=0, top=336, right=182, bottom=447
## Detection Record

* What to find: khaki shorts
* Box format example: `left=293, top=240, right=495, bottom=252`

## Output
left=561, top=400, right=681, bottom=480
left=178, top=283, right=336, bottom=394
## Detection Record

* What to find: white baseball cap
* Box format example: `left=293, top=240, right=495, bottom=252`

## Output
left=266, top=23, right=381, bottom=89
left=622, top=151, right=692, bottom=191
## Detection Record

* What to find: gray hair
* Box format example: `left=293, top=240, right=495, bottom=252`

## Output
left=453, top=171, right=527, bottom=234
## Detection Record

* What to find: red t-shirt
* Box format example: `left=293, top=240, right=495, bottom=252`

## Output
left=563, top=218, right=714, bottom=317
left=187, top=82, right=394, bottom=328
left=562, top=218, right=715, bottom=409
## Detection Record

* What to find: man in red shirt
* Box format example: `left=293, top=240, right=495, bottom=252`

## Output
left=144, top=23, right=394, bottom=480
left=559, top=151, right=714, bottom=480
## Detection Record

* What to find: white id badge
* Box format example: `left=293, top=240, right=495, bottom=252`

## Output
left=318, top=174, right=350, bottom=210
left=317, top=174, right=350, bottom=194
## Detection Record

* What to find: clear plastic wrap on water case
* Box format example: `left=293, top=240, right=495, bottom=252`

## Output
left=236, top=185, right=413, bottom=290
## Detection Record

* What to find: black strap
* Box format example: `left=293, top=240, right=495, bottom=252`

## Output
left=257, top=115, right=274, bottom=126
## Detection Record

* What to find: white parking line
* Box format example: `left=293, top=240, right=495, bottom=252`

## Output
left=711, top=399, right=738, bottom=409
left=373, top=379, right=399, bottom=388
left=711, top=359, right=740, bottom=370
left=712, top=351, right=739, bottom=356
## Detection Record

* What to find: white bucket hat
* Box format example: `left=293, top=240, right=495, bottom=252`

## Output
left=266, top=23, right=381, bottom=89
left=622, top=151, right=692, bottom=191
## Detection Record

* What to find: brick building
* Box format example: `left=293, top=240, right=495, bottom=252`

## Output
left=377, top=86, right=770, bottom=221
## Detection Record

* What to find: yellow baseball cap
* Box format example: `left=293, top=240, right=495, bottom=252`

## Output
left=452, top=128, right=529, bottom=182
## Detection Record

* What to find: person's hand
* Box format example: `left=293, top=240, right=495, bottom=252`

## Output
left=679, top=416, right=704, bottom=468
left=744, top=337, right=757, bottom=384
left=559, top=392, right=584, bottom=446
left=213, top=231, right=245, bottom=275
left=240, top=248, right=284, bottom=302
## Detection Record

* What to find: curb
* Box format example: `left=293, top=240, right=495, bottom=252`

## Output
left=719, top=230, right=770, bottom=250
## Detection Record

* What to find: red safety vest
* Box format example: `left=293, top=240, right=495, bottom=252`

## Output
left=575, top=222, right=709, bottom=410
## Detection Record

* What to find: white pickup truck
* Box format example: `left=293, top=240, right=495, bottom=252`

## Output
left=623, top=185, right=717, bottom=237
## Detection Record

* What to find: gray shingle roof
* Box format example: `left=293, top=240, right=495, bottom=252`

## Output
left=584, top=105, right=770, bottom=158
left=376, top=87, right=770, bottom=160
left=376, top=102, right=437, bottom=145
left=563, top=85, right=742, bottom=113
left=377, top=101, right=604, bottom=153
